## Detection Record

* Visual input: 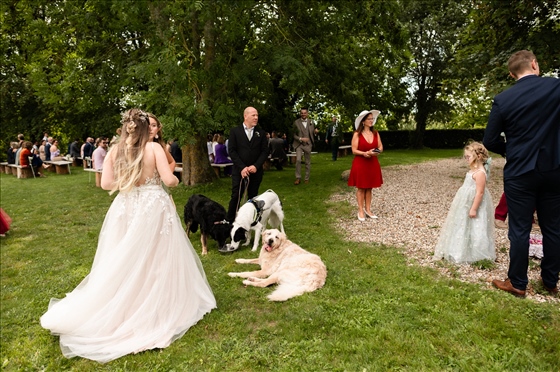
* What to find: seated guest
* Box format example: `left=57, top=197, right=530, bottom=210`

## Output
left=14, top=136, right=24, bottom=165
left=50, top=140, right=63, bottom=161
left=92, top=137, right=108, bottom=170
left=213, top=135, right=232, bottom=176
left=38, top=140, right=47, bottom=160
left=70, top=138, right=81, bottom=159
left=170, top=139, right=182, bottom=163
left=7, top=142, right=18, bottom=164
left=20, top=141, right=46, bottom=177
left=269, top=131, right=287, bottom=170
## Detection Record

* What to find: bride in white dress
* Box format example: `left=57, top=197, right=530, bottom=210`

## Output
left=40, top=109, right=216, bottom=363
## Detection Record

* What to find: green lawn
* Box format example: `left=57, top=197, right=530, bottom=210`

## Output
left=1, top=149, right=558, bottom=371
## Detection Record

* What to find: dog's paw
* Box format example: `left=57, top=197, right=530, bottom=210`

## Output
left=228, top=272, right=238, bottom=277
left=235, top=258, right=245, bottom=264
left=242, top=279, right=252, bottom=286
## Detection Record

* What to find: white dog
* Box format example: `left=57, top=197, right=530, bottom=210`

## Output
left=228, top=229, right=327, bottom=301
left=225, top=189, right=285, bottom=252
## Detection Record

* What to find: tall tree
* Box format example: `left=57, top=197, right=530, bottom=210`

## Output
left=403, top=0, right=469, bottom=148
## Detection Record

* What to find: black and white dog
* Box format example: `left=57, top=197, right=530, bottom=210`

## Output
left=184, top=194, right=232, bottom=255
left=225, top=189, right=285, bottom=252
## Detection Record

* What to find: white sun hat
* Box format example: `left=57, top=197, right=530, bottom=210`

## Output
left=354, top=110, right=381, bottom=130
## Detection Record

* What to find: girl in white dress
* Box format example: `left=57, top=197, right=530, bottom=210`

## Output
left=434, top=142, right=495, bottom=263
left=40, top=108, right=216, bottom=363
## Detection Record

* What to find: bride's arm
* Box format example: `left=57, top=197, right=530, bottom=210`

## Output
left=154, top=143, right=179, bottom=187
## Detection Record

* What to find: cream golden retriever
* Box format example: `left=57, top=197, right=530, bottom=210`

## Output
left=228, top=229, right=327, bottom=301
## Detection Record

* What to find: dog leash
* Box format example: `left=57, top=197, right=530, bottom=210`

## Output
left=235, top=177, right=250, bottom=214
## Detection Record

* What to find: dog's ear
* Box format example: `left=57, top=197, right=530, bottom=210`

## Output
left=279, top=231, right=287, bottom=242
left=233, top=227, right=247, bottom=242
left=256, top=200, right=265, bottom=209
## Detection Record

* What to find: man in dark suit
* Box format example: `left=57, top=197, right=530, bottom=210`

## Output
left=226, top=106, right=269, bottom=222
left=326, top=116, right=344, bottom=161
left=292, top=107, right=315, bottom=184
left=483, top=50, right=560, bottom=297
left=268, top=131, right=287, bottom=170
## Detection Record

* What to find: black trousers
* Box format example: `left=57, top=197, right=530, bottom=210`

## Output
left=227, top=169, right=263, bottom=222
left=504, top=167, right=560, bottom=290
left=330, top=138, right=340, bottom=160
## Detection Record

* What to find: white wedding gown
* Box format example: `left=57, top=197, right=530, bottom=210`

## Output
left=434, top=170, right=495, bottom=263
left=40, top=172, right=216, bottom=363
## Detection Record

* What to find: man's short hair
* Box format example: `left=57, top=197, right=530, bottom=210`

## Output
left=508, top=50, right=537, bottom=78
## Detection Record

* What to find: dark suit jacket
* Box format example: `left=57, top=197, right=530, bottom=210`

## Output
left=326, top=121, right=344, bottom=142
left=83, top=142, right=94, bottom=158
left=228, top=124, right=269, bottom=172
left=483, top=75, right=560, bottom=178
left=269, top=137, right=287, bottom=161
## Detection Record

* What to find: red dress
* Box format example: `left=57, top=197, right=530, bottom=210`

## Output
left=347, top=131, right=383, bottom=188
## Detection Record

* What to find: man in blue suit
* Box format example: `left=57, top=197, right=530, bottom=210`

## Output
left=226, top=106, right=269, bottom=222
left=484, top=50, right=560, bottom=297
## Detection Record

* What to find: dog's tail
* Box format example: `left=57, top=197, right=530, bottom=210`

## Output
left=267, top=284, right=306, bottom=302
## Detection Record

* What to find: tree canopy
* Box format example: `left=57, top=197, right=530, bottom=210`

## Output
left=2, top=0, right=559, bottom=180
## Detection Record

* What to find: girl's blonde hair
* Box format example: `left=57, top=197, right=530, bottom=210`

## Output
left=109, top=108, right=150, bottom=194
left=464, top=141, right=489, bottom=166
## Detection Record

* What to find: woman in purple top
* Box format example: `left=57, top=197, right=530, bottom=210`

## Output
left=213, top=135, right=232, bottom=176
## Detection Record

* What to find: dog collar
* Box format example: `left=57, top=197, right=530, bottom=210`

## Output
left=214, top=219, right=229, bottom=225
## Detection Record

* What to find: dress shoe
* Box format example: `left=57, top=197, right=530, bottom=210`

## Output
left=541, top=280, right=559, bottom=295
left=492, top=278, right=526, bottom=297
left=365, top=211, right=378, bottom=219
left=294, top=179, right=300, bottom=185
left=494, top=219, right=508, bottom=229
left=304, top=180, right=309, bottom=184
left=357, top=213, right=366, bottom=222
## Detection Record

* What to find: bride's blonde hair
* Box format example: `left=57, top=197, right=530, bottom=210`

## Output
left=108, top=108, right=150, bottom=194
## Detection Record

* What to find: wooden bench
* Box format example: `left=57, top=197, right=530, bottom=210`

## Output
left=338, top=145, right=352, bottom=157
left=174, top=166, right=183, bottom=180
left=8, top=164, right=34, bottom=178
left=0, top=162, right=9, bottom=174
left=84, top=168, right=102, bottom=187
left=286, top=152, right=318, bottom=164
left=44, top=160, right=72, bottom=175
left=211, top=163, right=232, bottom=177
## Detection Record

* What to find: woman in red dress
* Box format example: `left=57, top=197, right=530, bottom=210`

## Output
left=347, top=110, right=384, bottom=221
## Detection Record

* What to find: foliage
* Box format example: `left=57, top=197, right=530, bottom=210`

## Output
left=2, top=0, right=559, bottom=168
left=402, top=0, right=471, bottom=148
left=1, top=150, right=559, bottom=371
left=457, top=0, right=560, bottom=93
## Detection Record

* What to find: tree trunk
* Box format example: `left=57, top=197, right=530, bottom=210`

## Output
left=181, top=133, right=217, bottom=185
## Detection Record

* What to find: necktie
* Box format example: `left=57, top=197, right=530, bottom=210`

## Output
left=247, top=128, right=253, bottom=140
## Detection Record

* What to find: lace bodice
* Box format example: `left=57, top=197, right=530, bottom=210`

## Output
left=141, top=169, right=161, bottom=187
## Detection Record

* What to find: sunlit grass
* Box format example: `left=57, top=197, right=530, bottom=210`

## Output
left=1, top=149, right=558, bottom=371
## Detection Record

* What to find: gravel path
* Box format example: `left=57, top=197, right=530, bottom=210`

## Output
left=331, top=157, right=558, bottom=303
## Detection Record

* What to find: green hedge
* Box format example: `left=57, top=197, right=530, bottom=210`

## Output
left=324, top=129, right=487, bottom=151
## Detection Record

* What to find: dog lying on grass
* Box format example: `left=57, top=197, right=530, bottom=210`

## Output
left=184, top=194, right=232, bottom=255
left=228, top=229, right=326, bottom=301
